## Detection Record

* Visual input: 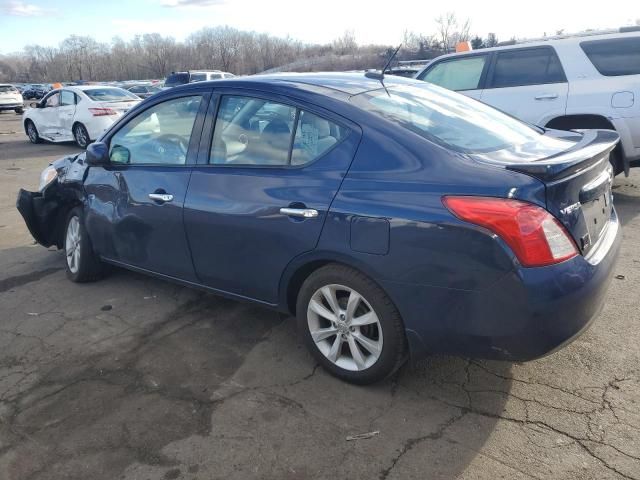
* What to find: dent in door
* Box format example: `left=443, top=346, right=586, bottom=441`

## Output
left=85, top=169, right=153, bottom=262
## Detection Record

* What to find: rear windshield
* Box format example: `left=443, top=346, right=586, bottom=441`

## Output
left=580, top=37, right=640, bottom=76
left=84, top=88, right=139, bottom=102
left=351, top=83, right=551, bottom=154
left=0, top=86, right=18, bottom=93
left=165, top=73, right=189, bottom=87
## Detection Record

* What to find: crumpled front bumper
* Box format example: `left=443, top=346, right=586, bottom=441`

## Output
left=16, top=188, right=63, bottom=248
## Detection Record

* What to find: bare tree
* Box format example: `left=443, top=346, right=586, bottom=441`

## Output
left=333, top=30, right=357, bottom=55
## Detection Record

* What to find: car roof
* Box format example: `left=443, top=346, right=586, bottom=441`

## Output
left=169, top=72, right=419, bottom=96
left=429, top=30, right=640, bottom=63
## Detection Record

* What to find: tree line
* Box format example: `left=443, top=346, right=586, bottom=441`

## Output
left=0, top=14, right=500, bottom=83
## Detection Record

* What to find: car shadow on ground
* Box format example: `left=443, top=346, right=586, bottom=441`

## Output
left=0, top=246, right=510, bottom=479
left=0, top=140, right=80, bottom=163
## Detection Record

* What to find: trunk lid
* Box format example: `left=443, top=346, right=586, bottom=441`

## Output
left=98, top=100, right=139, bottom=115
left=471, top=129, right=619, bottom=256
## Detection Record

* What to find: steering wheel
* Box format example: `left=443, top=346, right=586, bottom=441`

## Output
left=152, top=133, right=189, bottom=160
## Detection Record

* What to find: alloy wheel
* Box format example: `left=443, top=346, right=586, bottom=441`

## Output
left=307, top=284, right=383, bottom=371
left=65, top=216, right=81, bottom=274
left=74, top=125, right=88, bottom=148
left=27, top=123, right=37, bottom=143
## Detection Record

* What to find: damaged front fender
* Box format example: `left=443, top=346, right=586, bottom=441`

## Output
left=16, top=153, right=88, bottom=249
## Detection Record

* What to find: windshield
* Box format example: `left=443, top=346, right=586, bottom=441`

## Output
left=351, top=83, right=564, bottom=155
left=0, top=86, right=18, bottom=93
left=84, top=88, right=139, bottom=102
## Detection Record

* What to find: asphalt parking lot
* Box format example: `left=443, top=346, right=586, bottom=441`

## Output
left=0, top=109, right=639, bottom=480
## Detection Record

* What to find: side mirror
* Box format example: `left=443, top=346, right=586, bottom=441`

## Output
left=109, top=145, right=131, bottom=164
left=85, top=142, right=110, bottom=166
left=29, top=102, right=39, bottom=108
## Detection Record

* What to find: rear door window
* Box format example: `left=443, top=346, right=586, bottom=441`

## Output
left=580, top=37, right=640, bottom=76
left=60, top=90, right=76, bottom=106
left=419, top=55, right=488, bottom=91
left=210, top=95, right=347, bottom=167
left=489, top=47, right=566, bottom=88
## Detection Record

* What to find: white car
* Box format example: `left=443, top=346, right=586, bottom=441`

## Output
left=0, top=84, right=24, bottom=114
left=416, top=28, right=640, bottom=175
left=23, top=86, right=141, bottom=148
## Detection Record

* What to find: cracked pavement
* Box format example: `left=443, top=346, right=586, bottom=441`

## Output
left=1, top=111, right=640, bottom=479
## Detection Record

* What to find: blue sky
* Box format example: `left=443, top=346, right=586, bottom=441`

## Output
left=1, top=0, right=638, bottom=54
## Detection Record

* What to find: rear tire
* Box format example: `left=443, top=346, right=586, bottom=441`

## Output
left=296, top=264, right=407, bottom=384
left=73, top=123, right=90, bottom=149
left=15, top=107, right=24, bottom=114
left=26, top=120, right=40, bottom=144
left=64, top=207, right=104, bottom=282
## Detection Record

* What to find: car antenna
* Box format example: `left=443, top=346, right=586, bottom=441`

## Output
left=365, top=43, right=402, bottom=95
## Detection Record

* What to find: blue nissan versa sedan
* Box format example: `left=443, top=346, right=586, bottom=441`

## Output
left=16, top=73, right=621, bottom=384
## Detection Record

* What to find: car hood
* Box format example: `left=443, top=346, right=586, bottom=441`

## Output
left=50, top=152, right=88, bottom=187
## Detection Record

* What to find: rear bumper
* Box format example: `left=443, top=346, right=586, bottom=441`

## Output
left=385, top=209, right=622, bottom=362
left=85, top=117, right=116, bottom=141
left=0, top=102, right=22, bottom=110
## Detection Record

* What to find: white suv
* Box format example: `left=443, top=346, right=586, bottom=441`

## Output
left=416, top=29, right=640, bottom=175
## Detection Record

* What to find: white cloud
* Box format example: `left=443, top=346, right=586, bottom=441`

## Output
left=1, top=0, right=47, bottom=16
left=160, top=0, right=226, bottom=7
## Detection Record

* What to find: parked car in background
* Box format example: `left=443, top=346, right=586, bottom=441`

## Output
left=22, top=84, right=50, bottom=100
left=0, top=84, right=24, bottom=113
left=16, top=73, right=621, bottom=384
left=163, top=70, right=235, bottom=88
left=384, top=67, right=421, bottom=78
left=126, top=84, right=162, bottom=99
left=416, top=28, right=640, bottom=175
left=23, top=86, right=141, bottom=148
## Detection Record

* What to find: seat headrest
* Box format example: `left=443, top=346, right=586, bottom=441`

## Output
left=301, top=115, right=330, bottom=138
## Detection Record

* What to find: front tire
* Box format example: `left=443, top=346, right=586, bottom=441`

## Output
left=296, top=264, right=407, bottom=384
left=73, top=123, right=90, bottom=149
left=64, top=207, right=103, bottom=282
left=26, top=120, right=40, bottom=144
left=15, top=107, right=24, bottom=114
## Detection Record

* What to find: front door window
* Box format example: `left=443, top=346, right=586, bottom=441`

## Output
left=109, top=95, right=203, bottom=165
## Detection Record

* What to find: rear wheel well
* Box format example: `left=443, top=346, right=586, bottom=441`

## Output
left=286, top=260, right=332, bottom=315
left=545, top=114, right=624, bottom=175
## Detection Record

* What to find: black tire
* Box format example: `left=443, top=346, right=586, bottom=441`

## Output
left=73, top=123, right=90, bottom=149
left=15, top=107, right=24, bottom=114
left=296, top=264, right=407, bottom=384
left=63, top=207, right=104, bottom=282
left=25, top=120, right=40, bottom=144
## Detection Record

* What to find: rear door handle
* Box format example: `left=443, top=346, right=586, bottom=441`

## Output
left=534, top=93, right=559, bottom=100
left=279, top=207, right=318, bottom=218
left=148, top=193, right=174, bottom=203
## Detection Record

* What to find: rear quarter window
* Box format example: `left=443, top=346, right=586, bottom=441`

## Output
left=489, top=47, right=566, bottom=88
left=580, top=37, right=640, bottom=76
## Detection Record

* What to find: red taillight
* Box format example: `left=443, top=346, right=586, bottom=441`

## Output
left=88, top=107, right=117, bottom=116
left=442, top=196, right=578, bottom=267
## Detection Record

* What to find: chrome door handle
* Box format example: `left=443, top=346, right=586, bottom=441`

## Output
left=534, top=93, right=559, bottom=100
left=279, top=207, right=319, bottom=218
left=148, top=193, right=173, bottom=202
